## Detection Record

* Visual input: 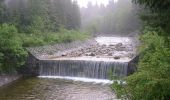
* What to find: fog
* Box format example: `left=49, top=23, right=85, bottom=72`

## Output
left=79, top=0, right=141, bottom=36
left=73, top=0, right=110, bottom=8
left=2, top=0, right=141, bottom=36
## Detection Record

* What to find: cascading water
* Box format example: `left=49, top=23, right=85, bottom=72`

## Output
left=39, top=60, right=129, bottom=79
left=37, top=37, right=136, bottom=83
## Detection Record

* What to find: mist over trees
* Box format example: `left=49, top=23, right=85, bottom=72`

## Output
left=0, top=0, right=89, bottom=74
left=0, top=0, right=81, bottom=33
left=81, top=0, right=141, bottom=36
left=112, top=0, right=170, bottom=99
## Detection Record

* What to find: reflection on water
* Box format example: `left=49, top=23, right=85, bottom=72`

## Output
left=0, top=77, right=116, bottom=100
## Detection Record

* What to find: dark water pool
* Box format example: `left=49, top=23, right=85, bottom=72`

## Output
left=0, top=77, right=116, bottom=100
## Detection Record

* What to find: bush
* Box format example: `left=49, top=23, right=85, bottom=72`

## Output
left=0, top=24, right=90, bottom=73
left=112, top=28, right=170, bottom=100
left=0, top=24, right=28, bottom=74
left=20, top=28, right=90, bottom=47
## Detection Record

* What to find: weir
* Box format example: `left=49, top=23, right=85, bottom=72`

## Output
left=27, top=37, right=137, bottom=83
left=39, top=60, right=129, bottom=79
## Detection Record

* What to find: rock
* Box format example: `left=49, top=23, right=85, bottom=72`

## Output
left=89, top=53, right=96, bottom=56
left=114, top=56, right=120, bottom=60
left=115, top=46, right=126, bottom=51
left=85, top=53, right=89, bottom=56
left=102, top=44, right=107, bottom=47
left=116, top=43, right=123, bottom=47
left=108, top=53, right=113, bottom=56
left=128, top=53, right=134, bottom=58
left=109, top=44, right=115, bottom=46
left=96, top=56, right=100, bottom=58
left=61, top=53, right=67, bottom=56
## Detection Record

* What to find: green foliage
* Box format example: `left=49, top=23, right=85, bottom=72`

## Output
left=81, top=0, right=141, bottom=35
left=1, top=0, right=81, bottom=33
left=0, top=23, right=89, bottom=74
left=112, top=28, right=170, bottom=100
left=112, top=0, right=170, bottom=100
left=0, top=24, right=28, bottom=74
left=132, top=0, right=170, bottom=12
left=127, top=31, right=170, bottom=100
left=19, top=28, right=90, bottom=47
left=133, top=0, right=170, bottom=35
left=0, top=0, right=88, bottom=74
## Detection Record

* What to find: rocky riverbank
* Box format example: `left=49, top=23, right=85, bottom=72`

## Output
left=27, top=39, right=97, bottom=59
left=27, top=37, right=137, bottom=61
left=0, top=75, right=21, bottom=87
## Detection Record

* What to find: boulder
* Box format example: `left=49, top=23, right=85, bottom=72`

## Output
left=89, top=53, right=96, bottom=56
left=116, top=43, right=123, bottom=47
left=114, top=56, right=120, bottom=60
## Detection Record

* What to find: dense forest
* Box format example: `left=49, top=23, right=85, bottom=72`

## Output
left=112, top=0, right=170, bottom=100
left=0, top=0, right=81, bottom=32
left=0, top=0, right=89, bottom=74
left=0, top=0, right=170, bottom=99
left=81, top=0, right=141, bottom=35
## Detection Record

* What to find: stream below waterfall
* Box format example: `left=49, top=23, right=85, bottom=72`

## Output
left=0, top=77, right=116, bottom=100
left=0, top=37, right=137, bottom=100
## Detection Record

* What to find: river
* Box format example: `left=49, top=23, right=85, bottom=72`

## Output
left=0, top=37, right=137, bottom=100
left=0, top=77, right=116, bottom=100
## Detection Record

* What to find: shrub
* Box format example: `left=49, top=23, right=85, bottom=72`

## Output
left=112, top=28, right=170, bottom=100
left=20, top=28, right=90, bottom=47
left=0, top=24, right=28, bottom=74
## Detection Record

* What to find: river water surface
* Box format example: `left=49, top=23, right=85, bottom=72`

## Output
left=0, top=37, right=136, bottom=100
left=0, top=77, right=116, bottom=100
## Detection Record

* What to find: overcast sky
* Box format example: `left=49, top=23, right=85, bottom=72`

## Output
left=73, top=0, right=118, bottom=8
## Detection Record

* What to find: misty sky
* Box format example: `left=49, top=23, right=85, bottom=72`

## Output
left=73, top=0, right=118, bottom=8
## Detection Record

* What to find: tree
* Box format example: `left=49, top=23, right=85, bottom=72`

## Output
left=112, top=0, right=170, bottom=100
left=133, top=0, right=170, bottom=35
left=81, top=0, right=141, bottom=35
left=0, top=24, right=27, bottom=74
left=1, top=0, right=81, bottom=33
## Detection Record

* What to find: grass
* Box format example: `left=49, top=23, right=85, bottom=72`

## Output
left=19, top=29, right=91, bottom=47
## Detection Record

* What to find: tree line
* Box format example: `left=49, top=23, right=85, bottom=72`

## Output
left=81, top=0, right=141, bottom=35
left=0, top=0, right=90, bottom=74
left=0, top=0, right=81, bottom=33
left=112, top=0, right=170, bottom=100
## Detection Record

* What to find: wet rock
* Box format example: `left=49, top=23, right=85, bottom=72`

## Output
left=114, top=56, right=120, bottom=60
left=128, top=53, right=134, bottom=58
left=116, top=43, right=123, bottom=47
left=109, top=44, right=115, bottom=46
left=89, top=53, right=96, bottom=56
left=108, top=53, right=113, bottom=56
left=85, top=53, right=90, bottom=56
left=61, top=53, right=67, bottom=56
left=96, top=56, right=100, bottom=58
left=102, top=44, right=107, bottom=47
left=115, top=46, right=126, bottom=51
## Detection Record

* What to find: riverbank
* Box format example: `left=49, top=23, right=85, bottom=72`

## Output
left=0, top=75, right=21, bottom=87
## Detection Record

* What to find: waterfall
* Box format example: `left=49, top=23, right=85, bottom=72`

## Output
left=39, top=60, right=128, bottom=79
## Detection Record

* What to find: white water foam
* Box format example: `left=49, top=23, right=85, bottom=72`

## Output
left=95, top=37, right=132, bottom=45
left=38, top=76, right=114, bottom=84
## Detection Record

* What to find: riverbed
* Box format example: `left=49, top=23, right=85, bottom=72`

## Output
left=0, top=77, right=116, bottom=100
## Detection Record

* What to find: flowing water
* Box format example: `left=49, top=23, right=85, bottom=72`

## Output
left=38, top=37, right=134, bottom=81
left=0, top=77, right=116, bottom=100
left=0, top=37, right=136, bottom=100
left=39, top=60, right=129, bottom=79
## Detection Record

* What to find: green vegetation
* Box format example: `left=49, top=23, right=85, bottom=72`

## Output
left=112, top=0, right=170, bottom=100
left=81, top=0, right=141, bottom=35
left=0, top=0, right=81, bottom=33
left=19, top=28, right=90, bottom=47
left=0, top=24, right=27, bottom=74
left=0, top=24, right=89, bottom=74
left=0, top=0, right=89, bottom=74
